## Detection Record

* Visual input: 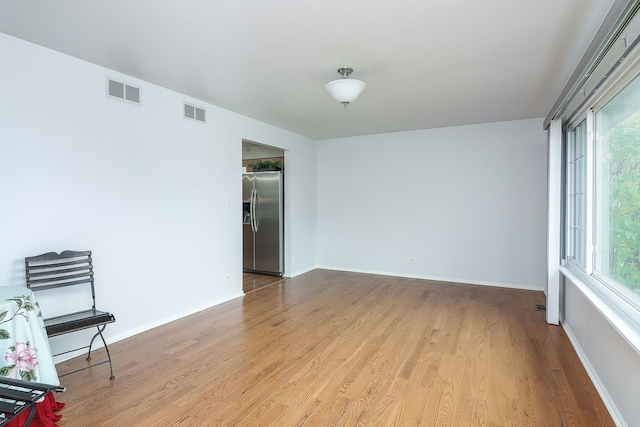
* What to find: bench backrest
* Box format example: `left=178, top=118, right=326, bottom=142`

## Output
left=25, top=250, right=97, bottom=311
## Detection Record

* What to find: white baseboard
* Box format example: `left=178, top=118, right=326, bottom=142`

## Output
left=316, top=266, right=544, bottom=292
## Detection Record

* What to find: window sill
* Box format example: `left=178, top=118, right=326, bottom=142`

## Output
left=560, top=264, right=640, bottom=357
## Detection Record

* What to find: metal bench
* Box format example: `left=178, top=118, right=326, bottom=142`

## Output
left=25, top=250, right=116, bottom=380
left=0, top=377, right=65, bottom=426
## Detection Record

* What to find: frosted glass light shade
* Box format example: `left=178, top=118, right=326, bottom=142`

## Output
left=325, top=79, right=367, bottom=104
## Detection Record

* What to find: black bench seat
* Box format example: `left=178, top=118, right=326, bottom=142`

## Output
left=43, top=309, right=115, bottom=337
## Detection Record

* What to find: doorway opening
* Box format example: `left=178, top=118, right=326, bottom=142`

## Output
left=242, top=139, right=285, bottom=294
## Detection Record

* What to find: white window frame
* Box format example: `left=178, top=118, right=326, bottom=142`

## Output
left=562, top=57, right=640, bottom=354
left=566, top=118, right=590, bottom=271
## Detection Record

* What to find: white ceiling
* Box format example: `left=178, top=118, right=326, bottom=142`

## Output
left=0, top=1, right=614, bottom=140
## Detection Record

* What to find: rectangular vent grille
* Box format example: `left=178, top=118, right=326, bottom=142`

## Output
left=184, top=103, right=206, bottom=123
left=107, top=78, right=140, bottom=104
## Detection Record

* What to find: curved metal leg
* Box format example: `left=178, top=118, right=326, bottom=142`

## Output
left=23, top=404, right=37, bottom=427
left=86, top=324, right=106, bottom=361
left=86, top=324, right=115, bottom=380
left=97, top=328, right=115, bottom=380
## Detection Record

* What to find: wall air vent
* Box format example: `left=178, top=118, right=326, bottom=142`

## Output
left=106, top=78, right=140, bottom=104
left=184, top=103, right=206, bottom=123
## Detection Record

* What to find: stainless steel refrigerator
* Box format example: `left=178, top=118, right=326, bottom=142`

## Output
left=242, top=171, right=284, bottom=275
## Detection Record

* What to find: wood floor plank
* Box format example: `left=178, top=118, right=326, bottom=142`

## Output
left=54, top=269, right=615, bottom=426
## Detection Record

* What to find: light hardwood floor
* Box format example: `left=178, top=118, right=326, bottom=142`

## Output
left=54, top=270, right=614, bottom=426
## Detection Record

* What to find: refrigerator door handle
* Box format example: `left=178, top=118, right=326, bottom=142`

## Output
left=250, top=189, right=255, bottom=232
left=251, top=189, right=259, bottom=232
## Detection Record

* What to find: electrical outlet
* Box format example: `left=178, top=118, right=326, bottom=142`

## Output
left=409, top=258, right=416, bottom=262
left=225, top=274, right=231, bottom=280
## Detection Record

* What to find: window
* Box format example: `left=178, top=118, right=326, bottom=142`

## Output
left=568, top=119, right=587, bottom=268
left=594, top=74, right=640, bottom=301
left=565, top=72, right=640, bottom=314
left=555, top=3, right=640, bottom=349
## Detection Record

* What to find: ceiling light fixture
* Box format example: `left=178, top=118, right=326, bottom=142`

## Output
left=325, top=67, right=367, bottom=108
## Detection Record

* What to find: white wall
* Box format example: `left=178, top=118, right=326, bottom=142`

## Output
left=317, top=119, right=548, bottom=290
left=0, top=33, right=317, bottom=356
